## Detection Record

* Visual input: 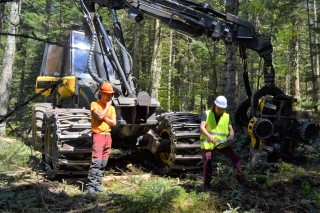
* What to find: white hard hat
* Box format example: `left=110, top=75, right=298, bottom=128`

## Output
left=214, top=96, right=227, bottom=108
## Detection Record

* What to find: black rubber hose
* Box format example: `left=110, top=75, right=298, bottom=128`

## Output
left=87, top=33, right=104, bottom=86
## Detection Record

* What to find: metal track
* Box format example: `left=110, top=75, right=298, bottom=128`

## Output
left=39, top=109, right=202, bottom=177
left=154, top=112, right=202, bottom=173
left=31, top=103, right=53, bottom=151
left=41, top=108, right=92, bottom=178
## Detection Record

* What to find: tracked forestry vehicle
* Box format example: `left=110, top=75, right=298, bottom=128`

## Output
left=28, top=0, right=319, bottom=178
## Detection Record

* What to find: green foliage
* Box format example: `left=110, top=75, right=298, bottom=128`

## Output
left=301, top=183, right=320, bottom=201
left=240, top=0, right=265, bottom=17
left=277, top=161, right=305, bottom=180
left=0, top=138, right=31, bottom=171
left=109, top=177, right=185, bottom=212
left=108, top=176, right=226, bottom=213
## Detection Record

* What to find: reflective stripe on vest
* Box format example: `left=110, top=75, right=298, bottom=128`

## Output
left=200, top=110, right=229, bottom=150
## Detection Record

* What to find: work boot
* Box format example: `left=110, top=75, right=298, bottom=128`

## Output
left=95, top=185, right=107, bottom=192
left=86, top=187, right=96, bottom=194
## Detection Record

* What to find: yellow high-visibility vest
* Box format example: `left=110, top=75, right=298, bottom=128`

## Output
left=200, top=110, right=229, bottom=150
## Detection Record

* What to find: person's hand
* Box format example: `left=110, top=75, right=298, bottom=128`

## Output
left=209, top=135, right=217, bottom=144
left=227, top=136, right=234, bottom=144
left=106, top=99, right=112, bottom=107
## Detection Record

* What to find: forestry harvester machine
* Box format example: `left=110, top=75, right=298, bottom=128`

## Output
left=3, top=0, right=316, bottom=177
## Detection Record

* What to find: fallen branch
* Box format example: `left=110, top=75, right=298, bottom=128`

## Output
left=278, top=205, right=305, bottom=212
left=41, top=190, right=53, bottom=213
left=0, top=170, right=26, bottom=174
left=77, top=180, right=85, bottom=192
left=67, top=205, right=97, bottom=213
left=121, top=181, right=139, bottom=188
left=102, top=174, right=151, bottom=183
left=12, top=164, right=31, bottom=171
left=67, top=203, right=106, bottom=213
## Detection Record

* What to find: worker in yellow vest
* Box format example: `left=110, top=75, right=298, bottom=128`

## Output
left=200, top=95, right=244, bottom=192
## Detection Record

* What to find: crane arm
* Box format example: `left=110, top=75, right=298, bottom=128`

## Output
left=82, top=0, right=274, bottom=95
left=88, top=0, right=273, bottom=66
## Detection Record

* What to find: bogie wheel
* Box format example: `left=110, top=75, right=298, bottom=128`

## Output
left=156, top=129, right=172, bottom=168
left=31, top=103, right=53, bottom=151
left=155, top=112, right=202, bottom=174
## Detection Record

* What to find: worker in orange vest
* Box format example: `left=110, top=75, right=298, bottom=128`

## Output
left=86, top=82, right=116, bottom=194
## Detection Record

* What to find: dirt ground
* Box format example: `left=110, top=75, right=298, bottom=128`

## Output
left=0, top=137, right=320, bottom=213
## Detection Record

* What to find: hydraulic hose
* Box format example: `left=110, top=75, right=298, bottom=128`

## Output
left=87, top=33, right=104, bottom=86
left=96, top=17, right=135, bottom=96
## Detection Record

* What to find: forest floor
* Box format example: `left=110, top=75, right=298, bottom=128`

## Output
left=0, top=136, right=320, bottom=213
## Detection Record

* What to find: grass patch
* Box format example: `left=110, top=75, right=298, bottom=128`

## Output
left=0, top=137, right=32, bottom=171
left=106, top=176, right=222, bottom=213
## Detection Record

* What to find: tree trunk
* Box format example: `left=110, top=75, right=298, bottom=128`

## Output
left=286, top=74, right=291, bottom=96
left=140, top=23, right=147, bottom=91
left=45, top=0, right=52, bottom=35
left=181, top=63, right=189, bottom=111
left=182, top=38, right=190, bottom=111
left=291, top=1, right=301, bottom=101
left=18, top=44, right=26, bottom=121
left=313, top=0, right=319, bottom=76
left=207, top=40, right=218, bottom=106
left=237, top=0, right=247, bottom=104
left=0, top=3, right=5, bottom=46
left=294, top=39, right=301, bottom=100
left=190, top=42, right=197, bottom=112
left=313, top=0, right=319, bottom=113
left=306, top=0, right=317, bottom=113
left=168, top=29, right=173, bottom=111
left=133, top=22, right=141, bottom=83
left=224, top=0, right=239, bottom=121
left=0, top=1, right=20, bottom=136
left=150, top=20, right=162, bottom=99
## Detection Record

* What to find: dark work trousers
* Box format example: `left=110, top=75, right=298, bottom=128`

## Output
left=202, top=146, right=242, bottom=189
left=86, top=133, right=112, bottom=189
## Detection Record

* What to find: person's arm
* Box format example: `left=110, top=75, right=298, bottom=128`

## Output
left=102, top=117, right=116, bottom=127
left=227, top=124, right=234, bottom=143
left=102, top=113, right=116, bottom=127
left=93, top=100, right=112, bottom=120
left=92, top=100, right=116, bottom=126
left=103, top=105, right=116, bottom=127
left=200, top=120, right=217, bottom=144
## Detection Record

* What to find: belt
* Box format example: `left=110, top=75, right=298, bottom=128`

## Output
left=98, top=132, right=110, bottom=135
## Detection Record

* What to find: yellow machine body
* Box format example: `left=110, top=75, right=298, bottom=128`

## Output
left=36, top=76, right=76, bottom=98
left=248, top=117, right=262, bottom=149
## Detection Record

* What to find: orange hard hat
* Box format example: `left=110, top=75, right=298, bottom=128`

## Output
left=100, top=82, right=114, bottom=94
